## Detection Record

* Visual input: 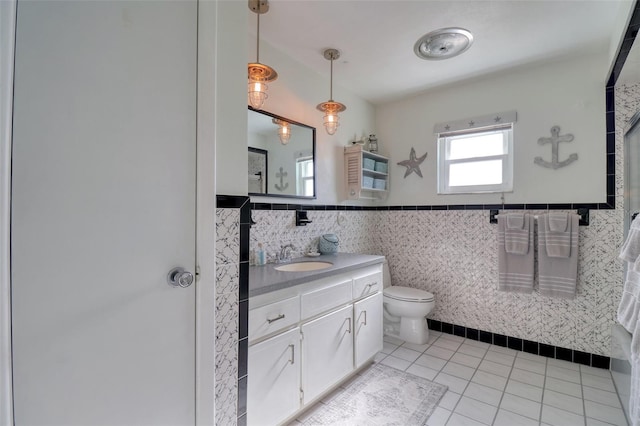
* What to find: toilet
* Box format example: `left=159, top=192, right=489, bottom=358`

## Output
left=382, top=260, right=435, bottom=344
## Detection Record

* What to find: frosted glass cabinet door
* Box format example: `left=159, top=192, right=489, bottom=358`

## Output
left=248, top=328, right=300, bottom=426
left=301, top=305, right=354, bottom=404
left=354, top=292, right=383, bottom=367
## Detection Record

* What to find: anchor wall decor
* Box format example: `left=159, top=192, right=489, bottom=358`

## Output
left=274, top=166, right=289, bottom=191
left=534, top=125, right=578, bottom=169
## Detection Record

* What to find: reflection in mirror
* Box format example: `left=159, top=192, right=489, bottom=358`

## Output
left=248, top=147, right=268, bottom=194
left=248, top=107, right=316, bottom=199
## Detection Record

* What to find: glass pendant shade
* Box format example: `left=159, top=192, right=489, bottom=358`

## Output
left=317, top=49, right=346, bottom=135
left=317, top=101, right=344, bottom=135
left=273, top=118, right=291, bottom=144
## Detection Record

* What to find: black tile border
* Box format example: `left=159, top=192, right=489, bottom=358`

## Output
left=217, top=194, right=250, bottom=209
left=237, top=375, right=247, bottom=419
left=238, top=338, right=248, bottom=379
left=427, top=319, right=611, bottom=369
left=249, top=201, right=613, bottom=212
left=607, top=0, right=640, bottom=87
left=602, top=0, right=640, bottom=210
left=238, top=199, right=250, bottom=423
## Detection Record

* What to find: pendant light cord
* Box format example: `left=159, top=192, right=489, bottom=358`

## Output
left=329, top=55, right=333, bottom=101
left=256, top=7, right=260, bottom=63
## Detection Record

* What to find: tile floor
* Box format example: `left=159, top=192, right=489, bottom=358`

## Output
left=294, top=331, right=629, bottom=426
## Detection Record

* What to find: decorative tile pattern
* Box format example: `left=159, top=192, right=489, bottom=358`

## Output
left=216, top=208, right=240, bottom=265
left=215, top=292, right=239, bottom=355
left=250, top=204, right=627, bottom=357
left=375, top=209, right=621, bottom=356
left=250, top=210, right=377, bottom=260
left=216, top=263, right=239, bottom=295
left=214, top=372, right=238, bottom=426
left=215, top=203, right=243, bottom=424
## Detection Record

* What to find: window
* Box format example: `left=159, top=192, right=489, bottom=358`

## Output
left=437, top=125, right=513, bottom=194
left=296, top=157, right=314, bottom=197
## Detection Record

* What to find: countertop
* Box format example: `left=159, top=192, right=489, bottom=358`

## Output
left=249, top=252, right=385, bottom=297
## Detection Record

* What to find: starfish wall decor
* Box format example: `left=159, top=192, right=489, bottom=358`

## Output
left=397, top=147, right=428, bottom=178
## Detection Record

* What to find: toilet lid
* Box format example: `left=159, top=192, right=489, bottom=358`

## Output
left=384, top=286, right=434, bottom=302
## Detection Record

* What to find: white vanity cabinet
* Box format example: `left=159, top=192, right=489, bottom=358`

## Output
left=247, top=263, right=383, bottom=426
left=354, top=292, right=383, bottom=368
left=301, top=305, right=354, bottom=404
left=247, top=328, right=301, bottom=426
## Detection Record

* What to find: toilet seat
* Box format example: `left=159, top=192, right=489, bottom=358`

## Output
left=384, top=286, right=434, bottom=302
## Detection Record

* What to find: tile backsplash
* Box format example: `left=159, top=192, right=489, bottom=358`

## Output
left=250, top=208, right=620, bottom=357
left=250, top=210, right=378, bottom=260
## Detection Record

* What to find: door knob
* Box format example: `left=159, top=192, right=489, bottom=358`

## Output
left=167, top=267, right=194, bottom=288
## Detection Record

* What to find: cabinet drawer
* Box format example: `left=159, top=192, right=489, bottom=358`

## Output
left=249, top=296, right=300, bottom=341
left=353, top=271, right=382, bottom=299
left=301, top=280, right=352, bottom=320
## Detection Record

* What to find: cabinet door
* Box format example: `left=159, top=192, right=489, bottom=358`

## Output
left=354, top=292, right=383, bottom=368
left=248, top=328, right=300, bottom=426
left=301, top=305, right=354, bottom=404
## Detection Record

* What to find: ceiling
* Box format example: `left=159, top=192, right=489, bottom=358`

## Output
left=252, top=0, right=634, bottom=105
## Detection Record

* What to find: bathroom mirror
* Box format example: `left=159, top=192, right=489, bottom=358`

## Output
left=248, top=107, right=316, bottom=199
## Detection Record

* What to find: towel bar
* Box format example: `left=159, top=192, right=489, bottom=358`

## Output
left=489, top=208, right=589, bottom=226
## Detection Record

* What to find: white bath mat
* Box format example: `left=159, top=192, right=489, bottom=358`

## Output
left=299, top=363, right=448, bottom=426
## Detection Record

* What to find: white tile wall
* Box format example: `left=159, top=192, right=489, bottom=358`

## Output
left=250, top=210, right=377, bottom=259
left=251, top=207, right=622, bottom=356
left=215, top=208, right=241, bottom=425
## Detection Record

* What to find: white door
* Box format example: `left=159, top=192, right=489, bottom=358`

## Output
left=11, top=1, right=197, bottom=425
left=248, top=328, right=301, bottom=426
left=301, top=305, right=354, bottom=404
left=354, top=293, right=383, bottom=368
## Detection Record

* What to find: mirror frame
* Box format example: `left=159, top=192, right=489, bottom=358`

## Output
left=248, top=106, right=317, bottom=200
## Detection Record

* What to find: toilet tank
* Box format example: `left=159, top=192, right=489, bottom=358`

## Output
left=383, top=260, right=391, bottom=288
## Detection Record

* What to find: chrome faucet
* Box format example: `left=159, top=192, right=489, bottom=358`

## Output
left=279, top=244, right=295, bottom=262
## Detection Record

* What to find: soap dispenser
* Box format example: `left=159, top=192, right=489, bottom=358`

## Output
left=256, top=243, right=266, bottom=265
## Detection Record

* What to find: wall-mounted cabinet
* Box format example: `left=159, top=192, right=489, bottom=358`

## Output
left=344, top=145, right=389, bottom=200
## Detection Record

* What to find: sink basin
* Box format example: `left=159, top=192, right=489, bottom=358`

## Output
left=274, top=261, right=333, bottom=272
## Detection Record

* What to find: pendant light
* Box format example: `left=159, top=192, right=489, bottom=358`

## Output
left=248, top=0, right=277, bottom=110
left=273, top=118, right=291, bottom=145
left=316, top=48, right=346, bottom=135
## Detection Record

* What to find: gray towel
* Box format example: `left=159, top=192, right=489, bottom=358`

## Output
left=497, top=213, right=534, bottom=293
left=545, top=212, right=571, bottom=258
left=548, top=212, right=568, bottom=232
left=503, top=213, right=530, bottom=254
left=538, top=213, right=579, bottom=299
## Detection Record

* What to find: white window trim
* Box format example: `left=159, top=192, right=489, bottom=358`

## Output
left=296, top=157, right=313, bottom=197
left=437, top=124, right=514, bottom=194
